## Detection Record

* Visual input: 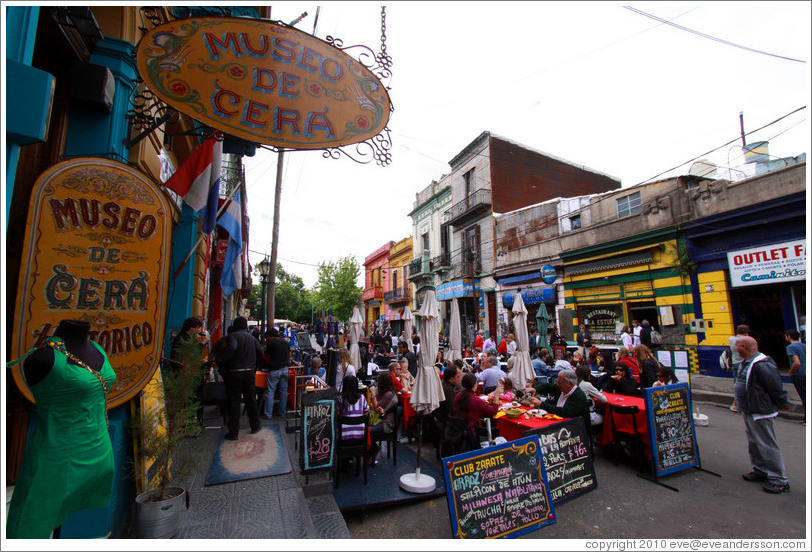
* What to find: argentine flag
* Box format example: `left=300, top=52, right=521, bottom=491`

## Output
left=217, top=190, right=243, bottom=297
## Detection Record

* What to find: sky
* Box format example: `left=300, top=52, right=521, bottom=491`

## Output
left=240, top=1, right=810, bottom=290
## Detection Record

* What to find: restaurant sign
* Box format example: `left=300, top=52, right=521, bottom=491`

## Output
left=726, top=239, right=806, bottom=288
left=136, top=17, right=391, bottom=149
left=11, top=158, right=173, bottom=409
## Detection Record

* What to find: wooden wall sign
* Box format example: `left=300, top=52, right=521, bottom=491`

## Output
left=136, top=17, right=391, bottom=149
left=11, top=157, right=173, bottom=409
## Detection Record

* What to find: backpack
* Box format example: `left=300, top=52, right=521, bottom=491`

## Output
left=650, top=329, right=662, bottom=346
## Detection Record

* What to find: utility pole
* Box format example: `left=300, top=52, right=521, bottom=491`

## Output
left=267, top=149, right=284, bottom=327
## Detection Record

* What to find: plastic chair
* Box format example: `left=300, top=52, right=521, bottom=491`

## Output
left=608, top=403, right=646, bottom=472
left=334, top=413, right=369, bottom=489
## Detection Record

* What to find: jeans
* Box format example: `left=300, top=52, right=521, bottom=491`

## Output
left=790, top=373, right=806, bottom=408
left=264, top=367, right=289, bottom=417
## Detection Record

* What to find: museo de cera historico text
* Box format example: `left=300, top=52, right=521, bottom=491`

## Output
left=11, top=158, right=174, bottom=409
left=136, top=17, right=391, bottom=150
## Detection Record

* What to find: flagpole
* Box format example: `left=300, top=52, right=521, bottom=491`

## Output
left=171, top=180, right=240, bottom=281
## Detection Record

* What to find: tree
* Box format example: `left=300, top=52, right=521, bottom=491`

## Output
left=274, top=264, right=313, bottom=323
left=312, top=256, right=362, bottom=323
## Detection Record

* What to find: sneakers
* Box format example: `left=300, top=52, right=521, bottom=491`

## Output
left=763, top=482, right=791, bottom=494
left=742, top=471, right=768, bottom=482
left=398, top=436, right=410, bottom=444
left=730, top=405, right=739, bottom=413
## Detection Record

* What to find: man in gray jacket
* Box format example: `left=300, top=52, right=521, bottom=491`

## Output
left=216, top=316, right=264, bottom=441
left=734, top=336, right=790, bottom=493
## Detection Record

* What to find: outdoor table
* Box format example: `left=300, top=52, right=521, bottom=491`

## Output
left=475, top=395, right=567, bottom=442
left=597, top=392, right=649, bottom=456
left=255, top=365, right=302, bottom=409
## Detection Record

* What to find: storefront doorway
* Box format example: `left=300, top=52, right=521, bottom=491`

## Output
left=627, top=301, right=659, bottom=332
left=730, top=284, right=791, bottom=370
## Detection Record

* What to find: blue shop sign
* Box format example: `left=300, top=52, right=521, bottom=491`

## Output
left=541, top=265, right=557, bottom=284
left=437, top=279, right=477, bottom=301
left=503, top=287, right=555, bottom=308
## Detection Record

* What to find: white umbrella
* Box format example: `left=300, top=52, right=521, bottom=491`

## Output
left=447, top=298, right=463, bottom=363
left=401, top=290, right=443, bottom=494
left=402, top=305, right=415, bottom=353
left=349, top=307, right=363, bottom=372
left=508, top=292, right=536, bottom=389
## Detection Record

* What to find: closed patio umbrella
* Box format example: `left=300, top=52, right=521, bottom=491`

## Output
left=401, top=290, right=443, bottom=494
left=536, top=304, right=551, bottom=351
left=403, top=305, right=414, bottom=353
left=447, top=298, right=463, bottom=363
left=509, top=292, right=536, bottom=389
left=349, top=307, right=363, bottom=372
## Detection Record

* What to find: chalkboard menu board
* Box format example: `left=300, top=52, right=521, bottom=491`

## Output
left=524, top=417, right=597, bottom=504
left=300, top=388, right=338, bottom=474
left=442, top=436, right=556, bottom=539
left=643, top=383, right=700, bottom=477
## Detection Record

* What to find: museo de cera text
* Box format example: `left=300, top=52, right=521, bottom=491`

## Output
left=137, top=17, right=391, bottom=148
left=33, top=196, right=158, bottom=357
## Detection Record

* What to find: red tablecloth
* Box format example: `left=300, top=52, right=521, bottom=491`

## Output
left=598, top=392, right=649, bottom=453
left=398, top=392, right=417, bottom=430
left=473, top=396, right=567, bottom=442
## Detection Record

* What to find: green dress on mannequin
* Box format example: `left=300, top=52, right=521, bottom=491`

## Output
left=7, top=328, right=116, bottom=539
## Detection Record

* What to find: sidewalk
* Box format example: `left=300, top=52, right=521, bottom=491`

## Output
left=689, top=373, right=805, bottom=421
left=170, top=414, right=350, bottom=539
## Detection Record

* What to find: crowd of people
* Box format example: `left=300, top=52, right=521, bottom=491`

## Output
left=171, top=313, right=802, bottom=493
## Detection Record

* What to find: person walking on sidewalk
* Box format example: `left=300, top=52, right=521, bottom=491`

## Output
left=215, top=317, right=263, bottom=441
left=785, top=330, right=805, bottom=425
left=263, top=327, right=290, bottom=419
left=734, top=336, right=790, bottom=494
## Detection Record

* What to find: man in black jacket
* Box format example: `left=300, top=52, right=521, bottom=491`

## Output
left=735, top=336, right=790, bottom=494
left=263, top=327, right=291, bottom=419
left=215, top=316, right=263, bottom=440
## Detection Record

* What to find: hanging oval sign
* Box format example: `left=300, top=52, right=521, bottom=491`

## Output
left=136, top=17, right=391, bottom=149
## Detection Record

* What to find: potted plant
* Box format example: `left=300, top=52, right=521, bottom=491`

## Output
left=130, top=336, right=206, bottom=538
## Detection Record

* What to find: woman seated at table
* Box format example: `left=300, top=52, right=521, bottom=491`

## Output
left=368, top=371, right=397, bottom=463
left=633, top=345, right=660, bottom=389
left=337, top=375, right=369, bottom=441
left=526, top=369, right=590, bottom=425
left=454, top=373, right=501, bottom=433
left=463, top=345, right=474, bottom=358
left=602, top=364, right=641, bottom=396
left=615, top=347, right=639, bottom=382
left=576, top=366, right=607, bottom=426
left=586, top=346, right=601, bottom=370
left=653, top=365, right=679, bottom=387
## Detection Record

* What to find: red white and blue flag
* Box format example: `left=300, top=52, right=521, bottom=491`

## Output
left=164, top=137, right=222, bottom=234
left=217, top=190, right=243, bottom=297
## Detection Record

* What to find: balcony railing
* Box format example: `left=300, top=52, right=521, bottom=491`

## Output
left=407, top=257, right=428, bottom=279
left=446, top=188, right=492, bottom=227
left=433, top=251, right=451, bottom=270
left=384, top=286, right=411, bottom=303
left=362, top=285, right=383, bottom=302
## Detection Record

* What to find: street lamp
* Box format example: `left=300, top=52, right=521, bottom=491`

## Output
left=257, top=255, right=272, bottom=335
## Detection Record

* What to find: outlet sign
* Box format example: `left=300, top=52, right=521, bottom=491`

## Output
left=136, top=17, right=391, bottom=149
left=726, top=239, right=806, bottom=287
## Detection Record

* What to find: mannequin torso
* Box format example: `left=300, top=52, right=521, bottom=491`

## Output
left=24, top=320, right=104, bottom=386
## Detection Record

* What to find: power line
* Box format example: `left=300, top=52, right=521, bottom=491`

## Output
left=624, top=6, right=807, bottom=64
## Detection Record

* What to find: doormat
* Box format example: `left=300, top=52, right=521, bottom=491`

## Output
left=205, top=424, right=291, bottom=485
left=332, top=445, right=446, bottom=512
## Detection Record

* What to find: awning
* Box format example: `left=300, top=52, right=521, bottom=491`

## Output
left=567, top=250, right=653, bottom=276
left=495, top=270, right=541, bottom=285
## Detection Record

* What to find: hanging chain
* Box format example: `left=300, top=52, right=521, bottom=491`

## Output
left=376, top=6, right=392, bottom=73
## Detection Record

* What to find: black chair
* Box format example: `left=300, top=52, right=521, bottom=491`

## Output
left=438, top=415, right=477, bottom=459
left=334, top=413, right=369, bottom=489
left=371, top=405, right=399, bottom=466
left=607, top=404, right=646, bottom=472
